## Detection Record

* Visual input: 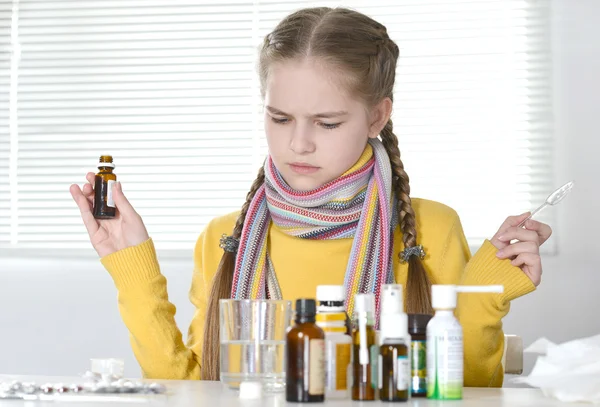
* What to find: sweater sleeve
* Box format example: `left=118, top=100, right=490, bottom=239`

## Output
left=100, top=235, right=208, bottom=380
left=437, top=215, right=536, bottom=387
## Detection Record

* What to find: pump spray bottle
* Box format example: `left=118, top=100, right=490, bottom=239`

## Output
left=427, top=284, right=504, bottom=400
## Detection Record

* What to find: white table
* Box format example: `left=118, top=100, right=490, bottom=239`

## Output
left=0, top=375, right=589, bottom=406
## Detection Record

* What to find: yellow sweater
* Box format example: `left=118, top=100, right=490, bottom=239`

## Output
left=101, top=199, right=535, bottom=386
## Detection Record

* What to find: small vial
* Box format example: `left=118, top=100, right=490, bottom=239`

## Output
left=93, top=155, right=117, bottom=219
left=379, top=284, right=410, bottom=402
left=351, top=293, right=377, bottom=401
left=286, top=299, right=326, bottom=403
left=379, top=339, right=409, bottom=402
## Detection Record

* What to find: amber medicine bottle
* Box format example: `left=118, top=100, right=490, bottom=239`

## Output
left=379, top=284, right=410, bottom=402
left=93, top=155, right=117, bottom=219
left=286, top=299, right=326, bottom=403
left=351, top=293, right=377, bottom=401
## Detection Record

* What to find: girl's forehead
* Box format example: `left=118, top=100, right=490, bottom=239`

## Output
left=264, top=59, right=360, bottom=113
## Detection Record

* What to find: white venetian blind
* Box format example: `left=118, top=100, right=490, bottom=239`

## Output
left=0, top=0, right=553, bottom=253
left=0, top=1, right=11, bottom=248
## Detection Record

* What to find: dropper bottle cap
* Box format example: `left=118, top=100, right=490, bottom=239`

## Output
left=380, top=284, right=408, bottom=340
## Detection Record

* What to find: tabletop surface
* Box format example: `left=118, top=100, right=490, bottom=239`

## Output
left=0, top=375, right=587, bottom=407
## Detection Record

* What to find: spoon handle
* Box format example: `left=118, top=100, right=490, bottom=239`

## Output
left=517, top=202, right=548, bottom=228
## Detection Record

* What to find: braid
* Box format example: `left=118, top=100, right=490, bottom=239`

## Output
left=380, top=120, right=433, bottom=315
left=200, top=166, right=266, bottom=380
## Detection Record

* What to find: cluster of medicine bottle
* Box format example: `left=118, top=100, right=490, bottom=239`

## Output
left=286, top=284, right=429, bottom=403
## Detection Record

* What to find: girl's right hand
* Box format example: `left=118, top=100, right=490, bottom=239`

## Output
left=70, top=172, right=149, bottom=258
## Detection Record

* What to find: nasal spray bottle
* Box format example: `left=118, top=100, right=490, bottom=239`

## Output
left=427, top=284, right=504, bottom=400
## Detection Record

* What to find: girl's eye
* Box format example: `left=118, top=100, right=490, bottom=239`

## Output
left=271, top=117, right=289, bottom=124
left=320, top=122, right=341, bottom=130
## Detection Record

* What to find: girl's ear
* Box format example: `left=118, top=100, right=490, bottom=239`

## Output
left=368, top=97, right=393, bottom=139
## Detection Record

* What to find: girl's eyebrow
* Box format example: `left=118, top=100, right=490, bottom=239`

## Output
left=266, top=105, right=348, bottom=119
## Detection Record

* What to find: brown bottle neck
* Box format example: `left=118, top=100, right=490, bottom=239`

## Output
left=295, top=315, right=316, bottom=324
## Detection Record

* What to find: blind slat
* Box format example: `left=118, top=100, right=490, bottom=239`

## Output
left=1, top=0, right=555, bottom=253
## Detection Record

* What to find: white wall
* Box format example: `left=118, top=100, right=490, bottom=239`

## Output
left=501, top=0, right=600, bottom=384
left=1, top=0, right=599, bottom=382
left=0, top=255, right=195, bottom=378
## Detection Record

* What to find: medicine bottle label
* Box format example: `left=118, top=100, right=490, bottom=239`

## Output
left=427, top=330, right=463, bottom=400
left=107, top=180, right=116, bottom=208
left=335, top=342, right=351, bottom=390
left=309, top=339, right=325, bottom=395
left=397, top=355, right=409, bottom=391
left=411, top=340, right=427, bottom=395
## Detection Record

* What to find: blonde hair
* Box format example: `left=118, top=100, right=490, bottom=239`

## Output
left=201, top=7, right=432, bottom=380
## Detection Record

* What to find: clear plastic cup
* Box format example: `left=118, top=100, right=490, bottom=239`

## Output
left=219, top=299, right=292, bottom=392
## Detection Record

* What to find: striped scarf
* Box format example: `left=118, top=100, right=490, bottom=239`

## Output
left=231, top=138, right=397, bottom=319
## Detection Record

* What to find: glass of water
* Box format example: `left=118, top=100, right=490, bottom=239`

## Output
left=219, top=299, right=292, bottom=392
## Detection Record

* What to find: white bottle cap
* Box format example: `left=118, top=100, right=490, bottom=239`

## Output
left=354, top=293, right=375, bottom=314
left=380, top=312, right=408, bottom=340
left=239, top=381, right=263, bottom=399
left=380, top=284, right=407, bottom=342
left=381, top=284, right=403, bottom=314
left=316, top=285, right=345, bottom=302
left=431, top=285, right=458, bottom=310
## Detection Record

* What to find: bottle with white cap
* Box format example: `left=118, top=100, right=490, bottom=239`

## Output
left=378, top=284, right=410, bottom=402
left=315, top=285, right=352, bottom=399
left=426, top=284, right=504, bottom=400
left=351, top=293, right=377, bottom=401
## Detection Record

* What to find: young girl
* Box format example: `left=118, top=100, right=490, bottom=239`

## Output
left=70, top=7, right=552, bottom=386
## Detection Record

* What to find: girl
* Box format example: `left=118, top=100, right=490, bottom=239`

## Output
left=70, top=7, right=552, bottom=386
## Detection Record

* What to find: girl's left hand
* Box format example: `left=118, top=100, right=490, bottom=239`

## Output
left=490, top=212, right=553, bottom=286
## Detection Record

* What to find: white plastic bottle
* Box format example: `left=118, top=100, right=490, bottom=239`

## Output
left=315, top=285, right=352, bottom=399
left=426, top=284, right=503, bottom=400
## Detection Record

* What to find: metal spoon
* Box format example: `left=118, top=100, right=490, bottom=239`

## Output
left=518, top=181, right=575, bottom=228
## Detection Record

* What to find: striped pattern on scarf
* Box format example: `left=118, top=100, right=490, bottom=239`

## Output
left=231, top=138, right=397, bottom=319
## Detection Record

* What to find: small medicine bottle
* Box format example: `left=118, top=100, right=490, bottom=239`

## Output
left=286, top=298, right=326, bottom=403
left=351, top=293, right=377, bottom=401
left=379, top=284, right=410, bottom=402
left=408, top=314, right=432, bottom=398
left=92, top=155, right=117, bottom=219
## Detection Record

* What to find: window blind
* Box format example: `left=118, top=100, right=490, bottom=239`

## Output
left=0, top=1, right=11, bottom=248
left=0, top=0, right=554, bottom=254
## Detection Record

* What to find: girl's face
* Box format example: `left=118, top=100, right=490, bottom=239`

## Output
left=264, top=58, right=390, bottom=191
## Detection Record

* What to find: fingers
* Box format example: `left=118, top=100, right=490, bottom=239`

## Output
left=497, top=227, right=540, bottom=245
left=69, top=183, right=99, bottom=237
left=499, top=212, right=531, bottom=233
left=490, top=212, right=531, bottom=249
left=82, top=182, right=94, bottom=204
left=496, top=241, right=539, bottom=259
left=86, top=172, right=95, bottom=185
left=523, top=219, right=553, bottom=246
left=510, top=252, right=542, bottom=286
left=111, top=182, right=138, bottom=219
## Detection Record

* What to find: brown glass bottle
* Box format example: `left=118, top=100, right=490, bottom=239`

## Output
left=93, top=155, right=117, bottom=219
left=379, top=339, right=409, bottom=402
left=351, top=293, right=377, bottom=401
left=286, top=299, right=325, bottom=403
